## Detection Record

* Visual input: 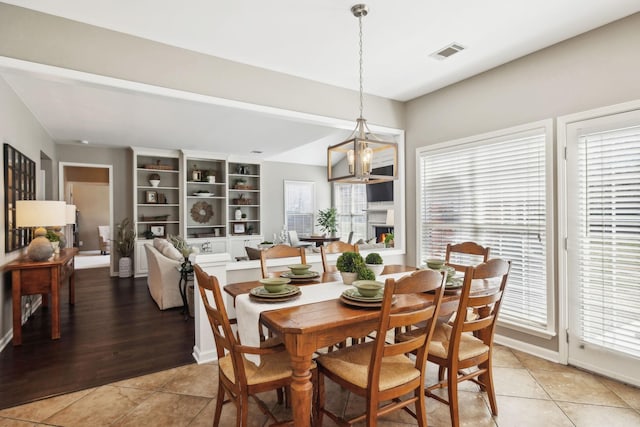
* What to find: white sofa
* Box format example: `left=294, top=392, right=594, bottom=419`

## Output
left=144, top=239, right=184, bottom=310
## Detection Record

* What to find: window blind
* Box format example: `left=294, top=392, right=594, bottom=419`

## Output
left=284, top=181, right=314, bottom=236
left=577, top=125, right=640, bottom=357
left=334, top=183, right=367, bottom=241
left=418, top=127, right=550, bottom=331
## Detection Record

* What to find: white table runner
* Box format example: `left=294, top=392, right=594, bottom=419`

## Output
left=235, top=271, right=411, bottom=363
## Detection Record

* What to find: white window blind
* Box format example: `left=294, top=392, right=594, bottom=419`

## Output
left=577, top=125, right=640, bottom=357
left=284, top=181, right=315, bottom=236
left=334, top=183, right=367, bottom=241
left=418, top=124, right=552, bottom=333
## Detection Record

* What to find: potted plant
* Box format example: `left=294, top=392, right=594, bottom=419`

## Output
left=365, top=252, right=384, bottom=277
left=317, top=207, right=338, bottom=237
left=336, top=251, right=365, bottom=284
left=115, top=218, right=136, bottom=278
left=384, top=232, right=395, bottom=248
left=45, top=229, right=61, bottom=253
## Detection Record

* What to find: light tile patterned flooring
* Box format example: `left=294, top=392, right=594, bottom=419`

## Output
left=1, top=345, right=639, bottom=426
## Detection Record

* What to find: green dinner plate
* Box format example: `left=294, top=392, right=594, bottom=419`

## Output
left=250, top=284, right=300, bottom=298
left=342, top=287, right=384, bottom=302
left=280, top=271, right=320, bottom=279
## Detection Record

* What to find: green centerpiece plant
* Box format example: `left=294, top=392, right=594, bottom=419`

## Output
left=364, top=252, right=384, bottom=276
left=336, top=251, right=365, bottom=284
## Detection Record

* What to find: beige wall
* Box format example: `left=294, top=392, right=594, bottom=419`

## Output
left=71, top=183, right=109, bottom=252
left=0, top=3, right=404, bottom=132
left=404, top=12, right=640, bottom=351
left=0, top=76, right=58, bottom=342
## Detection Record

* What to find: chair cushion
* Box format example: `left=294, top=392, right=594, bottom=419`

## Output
left=219, top=352, right=295, bottom=385
left=428, top=323, right=489, bottom=360
left=317, top=341, right=419, bottom=391
left=153, top=238, right=169, bottom=252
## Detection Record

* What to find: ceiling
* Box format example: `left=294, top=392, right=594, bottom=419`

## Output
left=1, top=1, right=639, bottom=164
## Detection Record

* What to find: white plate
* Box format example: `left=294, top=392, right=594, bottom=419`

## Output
left=193, top=192, right=214, bottom=197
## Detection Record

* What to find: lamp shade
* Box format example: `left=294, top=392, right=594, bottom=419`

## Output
left=16, top=200, right=67, bottom=228
left=66, top=204, right=77, bottom=225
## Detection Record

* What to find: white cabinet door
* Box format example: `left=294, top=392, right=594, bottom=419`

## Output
left=134, top=240, right=149, bottom=277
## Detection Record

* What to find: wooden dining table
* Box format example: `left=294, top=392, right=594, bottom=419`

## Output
left=223, top=265, right=473, bottom=426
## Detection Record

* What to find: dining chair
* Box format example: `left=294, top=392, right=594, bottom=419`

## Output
left=259, top=244, right=307, bottom=278
left=445, top=241, right=491, bottom=272
left=194, top=264, right=305, bottom=426
left=425, top=258, right=510, bottom=427
left=320, top=241, right=359, bottom=272
left=315, top=269, right=447, bottom=427
left=288, top=230, right=313, bottom=248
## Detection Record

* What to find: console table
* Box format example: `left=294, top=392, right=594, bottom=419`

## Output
left=5, top=248, right=78, bottom=345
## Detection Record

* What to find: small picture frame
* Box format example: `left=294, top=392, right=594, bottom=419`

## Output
left=146, top=190, right=158, bottom=204
left=233, top=223, right=246, bottom=234
left=150, top=225, right=165, bottom=237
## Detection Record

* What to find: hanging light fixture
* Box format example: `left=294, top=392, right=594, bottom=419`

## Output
left=327, top=3, right=398, bottom=184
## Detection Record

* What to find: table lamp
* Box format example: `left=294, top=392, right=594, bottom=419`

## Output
left=16, top=200, right=67, bottom=261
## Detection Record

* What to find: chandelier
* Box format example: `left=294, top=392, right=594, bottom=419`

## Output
left=327, top=4, right=398, bottom=184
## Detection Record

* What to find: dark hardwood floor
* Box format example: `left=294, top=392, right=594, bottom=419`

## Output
left=0, top=267, right=195, bottom=410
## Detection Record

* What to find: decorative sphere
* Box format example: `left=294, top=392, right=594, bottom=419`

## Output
left=27, top=236, right=54, bottom=261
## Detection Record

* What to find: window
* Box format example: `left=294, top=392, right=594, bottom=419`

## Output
left=417, top=120, right=554, bottom=336
left=284, top=181, right=315, bottom=236
left=334, top=183, right=367, bottom=242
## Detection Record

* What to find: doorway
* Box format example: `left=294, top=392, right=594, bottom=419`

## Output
left=562, top=107, right=640, bottom=387
left=59, top=162, right=114, bottom=275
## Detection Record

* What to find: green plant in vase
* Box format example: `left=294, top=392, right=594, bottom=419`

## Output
left=336, top=251, right=365, bottom=285
left=317, top=207, right=338, bottom=237
left=365, top=252, right=384, bottom=276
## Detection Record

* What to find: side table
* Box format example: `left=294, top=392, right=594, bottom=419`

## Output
left=177, top=261, right=194, bottom=321
left=4, top=248, right=78, bottom=345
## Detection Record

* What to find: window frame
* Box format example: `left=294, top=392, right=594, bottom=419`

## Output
left=416, top=119, right=556, bottom=339
left=283, top=180, right=315, bottom=236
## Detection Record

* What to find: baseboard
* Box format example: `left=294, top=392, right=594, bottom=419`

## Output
left=192, top=345, right=218, bottom=364
left=495, top=333, right=563, bottom=364
left=0, top=298, right=43, bottom=352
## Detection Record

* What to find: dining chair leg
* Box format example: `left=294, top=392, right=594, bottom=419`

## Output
left=448, top=368, right=460, bottom=427
left=239, top=394, right=249, bottom=427
left=438, top=365, right=446, bottom=382
left=315, top=373, right=325, bottom=427
left=213, top=382, right=225, bottom=426
left=481, top=358, right=498, bottom=415
left=366, top=398, right=378, bottom=427
left=414, top=387, right=428, bottom=427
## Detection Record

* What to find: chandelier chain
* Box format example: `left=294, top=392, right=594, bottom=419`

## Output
left=358, top=13, right=364, bottom=120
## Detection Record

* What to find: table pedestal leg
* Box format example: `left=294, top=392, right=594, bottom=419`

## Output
left=290, top=354, right=314, bottom=427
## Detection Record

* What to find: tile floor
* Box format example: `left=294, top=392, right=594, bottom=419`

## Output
left=1, top=345, right=639, bottom=426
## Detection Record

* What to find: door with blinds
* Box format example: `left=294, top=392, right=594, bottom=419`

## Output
left=565, top=109, right=640, bottom=386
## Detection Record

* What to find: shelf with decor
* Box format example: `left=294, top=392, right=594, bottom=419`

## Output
left=228, top=161, right=261, bottom=237
left=183, top=155, right=227, bottom=240
left=132, top=148, right=182, bottom=277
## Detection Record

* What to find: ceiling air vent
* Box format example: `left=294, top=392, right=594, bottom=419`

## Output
left=430, top=43, right=465, bottom=60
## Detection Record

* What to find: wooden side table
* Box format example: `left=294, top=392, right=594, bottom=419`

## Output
left=4, top=248, right=78, bottom=345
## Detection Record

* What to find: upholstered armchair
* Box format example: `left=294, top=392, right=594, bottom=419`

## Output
left=97, top=225, right=110, bottom=255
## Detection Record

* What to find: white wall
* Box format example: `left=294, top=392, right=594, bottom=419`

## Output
left=0, top=76, right=58, bottom=343
left=404, top=12, right=640, bottom=352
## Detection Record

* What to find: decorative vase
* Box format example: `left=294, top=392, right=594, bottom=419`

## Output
left=366, top=263, right=384, bottom=277
left=340, top=272, right=358, bottom=285
left=235, top=208, right=242, bottom=220
left=149, top=179, right=160, bottom=187
left=27, top=236, right=54, bottom=261
left=119, top=256, right=132, bottom=278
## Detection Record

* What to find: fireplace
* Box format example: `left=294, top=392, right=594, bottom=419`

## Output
left=373, top=226, right=394, bottom=243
